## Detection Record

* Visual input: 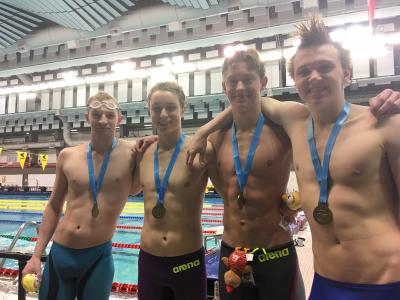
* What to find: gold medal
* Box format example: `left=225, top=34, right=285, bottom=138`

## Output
left=92, top=203, right=99, bottom=218
left=237, top=192, right=245, bottom=209
left=152, top=203, right=166, bottom=219
left=313, top=203, right=332, bottom=225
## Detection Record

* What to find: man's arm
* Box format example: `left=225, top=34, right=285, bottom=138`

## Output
left=135, top=135, right=158, bottom=153
left=187, top=97, right=303, bottom=165
left=130, top=136, right=158, bottom=195
left=260, top=97, right=307, bottom=131
left=260, top=89, right=400, bottom=127
left=130, top=142, right=142, bottom=196
left=382, top=116, right=400, bottom=204
left=22, top=149, right=69, bottom=279
left=186, top=108, right=232, bottom=166
left=204, top=139, right=223, bottom=195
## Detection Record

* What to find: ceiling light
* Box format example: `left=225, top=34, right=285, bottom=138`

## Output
left=62, top=71, right=78, bottom=80
left=111, top=61, right=136, bottom=72
left=172, top=56, right=184, bottom=64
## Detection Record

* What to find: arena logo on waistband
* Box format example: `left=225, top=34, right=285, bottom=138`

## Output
left=258, top=248, right=289, bottom=262
left=172, top=259, right=200, bottom=273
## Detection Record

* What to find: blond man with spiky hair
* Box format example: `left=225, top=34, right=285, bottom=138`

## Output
left=263, top=15, right=400, bottom=299
left=272, top=15, right=400, bottom=299
left=189, top=14, right=400, bottom=300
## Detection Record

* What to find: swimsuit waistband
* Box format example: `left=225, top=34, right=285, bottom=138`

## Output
left=52, top=240, right=112, bottom=251
left=221, top=240, right=295, bottom=254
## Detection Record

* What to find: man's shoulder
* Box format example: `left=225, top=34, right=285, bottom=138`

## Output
left=209, top=128, right=230, bottom=147
left=115, top=139, right=142, bottom=159
left=351, top=104, right=400, bottom=126
left=376, top=114, right=400, bottom=150
left=263, top=97, right=307, bottom=112
left=264, top=118, right=291, bottom=143
left=350, top=103, right=369, bottom=112
left=60, top=144, right=85, bottom=156
left=139, top=143, right=155, bottom=164
left=263, top=97, right=309, bottom=127
left=378, top=112, right=400, bottom=129
left=57, top=144, right=85, bottom=165
left=116, top=138, right=134, bottom=150
left=210, top=127, right=230, bottom=137
left=349, top=106, right=400, bottom=144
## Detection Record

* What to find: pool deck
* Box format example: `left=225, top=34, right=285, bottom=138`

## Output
left=295, top=226, right=314, bottom=298
left=0, top=227, right=314, bottom=300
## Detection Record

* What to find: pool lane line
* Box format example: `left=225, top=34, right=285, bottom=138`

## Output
left=0, top=219, right=218, bottom=234
left=0, top=217, right=223, bottom=225
left=0, top=199, right=223, bottom=208
left=0, top=207, right=224, bottom=216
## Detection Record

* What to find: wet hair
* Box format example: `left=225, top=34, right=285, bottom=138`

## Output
left=147, top=81, right=186, bottom=107
left=222, top=48, right=265, bottom=78
left=87, top=91, right=119, bottom=107
left=287, top=14, right=351, bottom=78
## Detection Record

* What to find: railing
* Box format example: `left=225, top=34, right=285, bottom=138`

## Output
left=0, top=221, right=45, bottom=299
left=204, top=234, right=222, bottom=252
left=0, top=251, right=47, bottom=300
left=0, top=163, right=56, bottom=169
left=0, top=186, right=53, bottom=193
left=0, top=221, right=40, bottom=268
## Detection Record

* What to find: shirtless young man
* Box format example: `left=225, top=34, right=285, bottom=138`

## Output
left=22, top=91, right=142, bottom=300
left=136, top=82, right=220, bottom=300
left=189, top=49, right=306, bottom=300
left=261, top=16, right=400, bottom=299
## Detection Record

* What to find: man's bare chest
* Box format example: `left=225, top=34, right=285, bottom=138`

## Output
left=292, top=125, right=383, bottom=184
left=64, top=155, right=132, bottom=191
left=216, top=133, right=289, bottom=179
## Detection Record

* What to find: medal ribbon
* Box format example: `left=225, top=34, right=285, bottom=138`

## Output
left=232, top=113, right=265, bottom=193
left=307, top=101, right=350, bottom=205
left=87, top=138, right=118, bottom=206
left=154, top=134, right=185, bottom=205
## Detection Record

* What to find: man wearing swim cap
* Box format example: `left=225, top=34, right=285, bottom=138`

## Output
left=22, top=91, right=149, bottom=299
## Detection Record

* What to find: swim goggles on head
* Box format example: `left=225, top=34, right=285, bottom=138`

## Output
left=88, top=100, right=119, bottom=110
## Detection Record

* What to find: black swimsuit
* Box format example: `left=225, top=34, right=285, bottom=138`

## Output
left=218, top=241, right=305, bottom=300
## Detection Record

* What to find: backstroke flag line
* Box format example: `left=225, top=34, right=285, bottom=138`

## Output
left=39, top=153, right=48, bottom=171
left=17, top=151, right=28, bottom=169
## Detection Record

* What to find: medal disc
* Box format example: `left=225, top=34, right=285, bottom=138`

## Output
left=237, top=193, right=245, bottom=209
left=92, top=203, right=99, bottom=218
left=313, top=203, right=332, bottom=225
left=152, top=203, right=166, bottom=219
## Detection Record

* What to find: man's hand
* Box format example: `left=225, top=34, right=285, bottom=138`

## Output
left=369, top=89, right=400, bottom=117
left=186, top=130, right=207, bottom=167
left=135, top=135, right=158, bottom=153
left=22, top=256, right=42, bottom=280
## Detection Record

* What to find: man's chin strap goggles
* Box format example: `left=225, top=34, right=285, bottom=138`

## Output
left=88, top=100, right=119, bottom=110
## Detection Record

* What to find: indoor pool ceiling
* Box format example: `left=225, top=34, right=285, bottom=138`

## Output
left=0, top=0, right=399, bottom=77
left=1, top=0, right=399, bottom=51
left=0, top=0, right=223, bottom=49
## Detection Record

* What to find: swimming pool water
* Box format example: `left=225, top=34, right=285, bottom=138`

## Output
left=0, top=196, right=223, bottom=285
